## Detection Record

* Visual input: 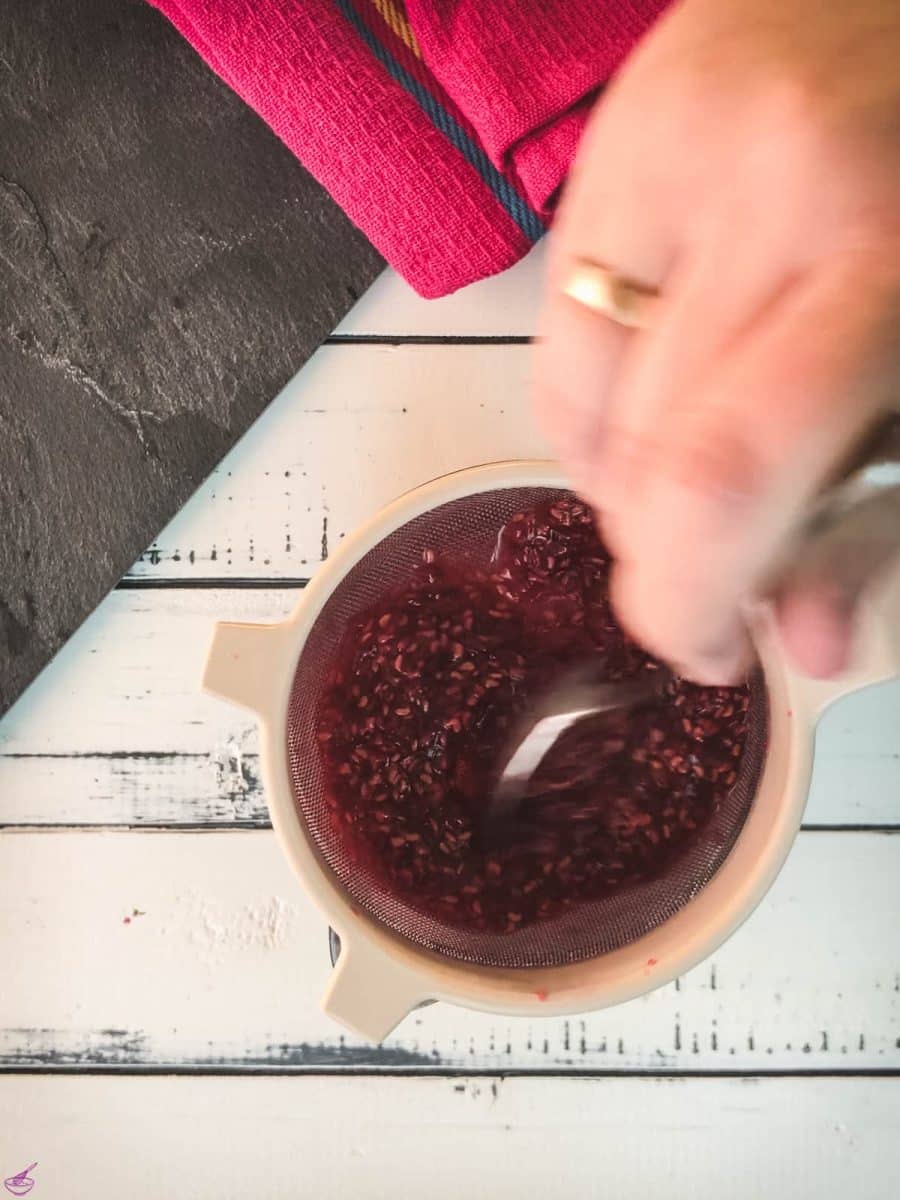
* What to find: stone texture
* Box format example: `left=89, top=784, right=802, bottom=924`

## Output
left=0, top=0, right=384, bottom=715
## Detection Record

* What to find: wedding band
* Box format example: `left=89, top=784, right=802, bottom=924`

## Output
left=562, top=258, right=660, bottom=329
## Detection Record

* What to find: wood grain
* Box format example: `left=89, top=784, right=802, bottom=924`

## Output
left=1, top=588, right=896, bottom=828
left=1, top=1075, right=897, bottom=1199
left=0, top=830, right=897, bottom=1071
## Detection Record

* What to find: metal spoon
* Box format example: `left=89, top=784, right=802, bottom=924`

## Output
left=487, top=662, right=672, bottom=826
left=486, top=416, right=900, bottom=828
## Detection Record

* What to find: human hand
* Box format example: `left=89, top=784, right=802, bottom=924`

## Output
left=535, top=0, right=900, bottom=683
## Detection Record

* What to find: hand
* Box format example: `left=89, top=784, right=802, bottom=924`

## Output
left=535, top=0, right=900, bottom=683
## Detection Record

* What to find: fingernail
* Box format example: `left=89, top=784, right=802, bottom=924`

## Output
left=673, top=637, right=749, bottom=685
left=679, top=660, right=744, bottom=686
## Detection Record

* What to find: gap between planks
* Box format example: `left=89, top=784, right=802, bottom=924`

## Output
left=324, top=334, right=533, bottom=345
left=116, top=577, right=310, bottom=590
left=1, top=830, right=897, bottom=1074
left=3, top=1065, right=900, bottom=1079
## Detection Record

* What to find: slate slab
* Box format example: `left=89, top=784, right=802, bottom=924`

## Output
left=0, top=0, right=384, bottom=715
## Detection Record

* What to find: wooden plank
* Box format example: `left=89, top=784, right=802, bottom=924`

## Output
left=1, top=1075, right=897, bottom=1199
left=0, top=754, right=269, bottom=828
left=334, top=246, right=543, bottom=337
left=1, top=589, right=896, bottom=828
left=0, top=830, right=897, bottom=1071
left=126, top=343, right=545, bottom=581
left=0, top=589, right=293, bottom=758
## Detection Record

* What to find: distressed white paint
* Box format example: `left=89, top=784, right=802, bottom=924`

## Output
left=335, top=244, right=544, bottom=336
left=1, top=1075, right=897, bottom=1200
left=0, top=590, right=292, bottom=757
left=1, top=589, right=896, bottom=826
left=0, top=754, right=269, bottom=827
left=0, top=207, right=894, bottom=1192
left=128, top=344, right=545, bottom=580
left=0, top=830, right=897, bottom=1070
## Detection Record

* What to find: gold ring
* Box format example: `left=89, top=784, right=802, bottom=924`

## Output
left=562, top=259, right=660, bottom=329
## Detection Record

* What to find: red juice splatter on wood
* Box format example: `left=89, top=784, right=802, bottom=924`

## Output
left=316, top=497, right=749, bottom=935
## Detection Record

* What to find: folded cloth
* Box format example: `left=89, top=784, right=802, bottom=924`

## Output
left=150, top=0, right=669, bottom=297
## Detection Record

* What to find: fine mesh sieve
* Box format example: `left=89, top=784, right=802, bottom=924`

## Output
left=286, top=486, right=769, bottom=971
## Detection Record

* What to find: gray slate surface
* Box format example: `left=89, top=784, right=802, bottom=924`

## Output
left=0, top=0, right=384, bottom=715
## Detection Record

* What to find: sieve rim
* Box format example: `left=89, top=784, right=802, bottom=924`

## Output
left=205, top=460, right=825, bottom=1034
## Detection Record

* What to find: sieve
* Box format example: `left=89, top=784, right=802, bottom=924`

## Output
left=203, top=460, right=900, bottom=1042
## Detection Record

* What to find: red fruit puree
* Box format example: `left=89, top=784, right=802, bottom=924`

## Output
left=317, top=497, right=749, bottom=934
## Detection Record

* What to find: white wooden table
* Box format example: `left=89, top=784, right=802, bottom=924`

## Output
left=1, top=247, right=898, bottom=1199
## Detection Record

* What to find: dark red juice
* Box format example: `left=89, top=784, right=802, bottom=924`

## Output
left=316, top=497, right=749, bottom=934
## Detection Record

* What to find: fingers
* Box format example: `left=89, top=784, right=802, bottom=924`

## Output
left=605, top=255, right=900, bottom=682
left=534, top=286, right=631, bottom=494
left=584, top=215, right=816, bottom=518
left=534, top=5, right=900, bottom=684
left=534, top=78, right=682, bottom=490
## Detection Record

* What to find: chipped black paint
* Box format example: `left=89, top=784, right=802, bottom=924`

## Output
left=0, top=750, right=271, bottom=828
left=0, top=1029, right=437, bottom=1072
left=0, top=1028, right=150, bottom=1067
left=243, top=1043, right=438, bottom=1069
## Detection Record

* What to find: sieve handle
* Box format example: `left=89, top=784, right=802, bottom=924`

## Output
left=783, top=557, right=900, bottom=718
left=203, top=620, right=295, bottom=716
left=321, top=935, right=429, bottom=1043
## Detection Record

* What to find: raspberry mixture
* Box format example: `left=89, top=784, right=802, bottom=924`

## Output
left=316, top=497, right=749, bottom=934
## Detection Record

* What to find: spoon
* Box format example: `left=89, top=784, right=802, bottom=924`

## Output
left=487, top=662, right=673, bottom=826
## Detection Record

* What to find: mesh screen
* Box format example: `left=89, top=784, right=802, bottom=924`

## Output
left=287, top=487, right=768, bottom=969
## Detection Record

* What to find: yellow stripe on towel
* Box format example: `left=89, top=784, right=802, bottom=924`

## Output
left=369, top=0, right=422, bottom=57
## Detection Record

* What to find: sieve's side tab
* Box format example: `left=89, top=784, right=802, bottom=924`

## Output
left=321, top=937, right=429, bottom=1044
left=203, top=620, right=294, bottom=716
left=786, top=559, right=900, bottom=719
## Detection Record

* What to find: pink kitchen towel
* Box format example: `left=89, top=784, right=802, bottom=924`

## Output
left=150, top=0, right=669, bottom=297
